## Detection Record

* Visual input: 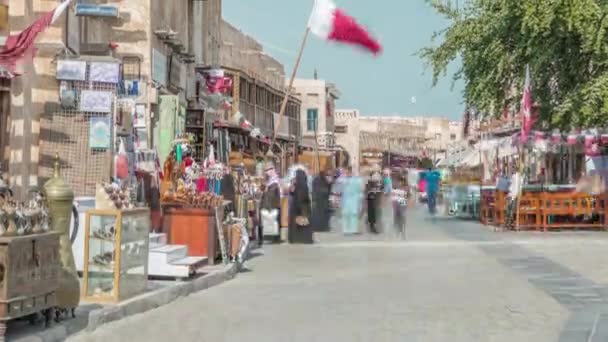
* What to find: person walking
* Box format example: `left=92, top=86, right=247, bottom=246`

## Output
left=288, top=169, right=314, bottom=244
left=381, top=168, right=394, bottom=233
left=259, top=163, right=281, bottom=246
left=311, top=169, right=332, bottom=232
left=366, top=169, right=383, bottom=234
left=421, top=167, right=441, bottom=215
left=341, top=166, right=363, bottom=235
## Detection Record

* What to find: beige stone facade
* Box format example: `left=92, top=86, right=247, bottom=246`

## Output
left=334, top=109, right=360, bottom=173
left=2, top=0, right=223, bottom=198
left=291, top=79, right=340, bottom=148
left=359, top=116, right=464, bottom=153
left=216, top=19, right=300, bottom=140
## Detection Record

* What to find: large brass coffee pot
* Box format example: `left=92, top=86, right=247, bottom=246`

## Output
left=43, top=154, right=80, bottom=309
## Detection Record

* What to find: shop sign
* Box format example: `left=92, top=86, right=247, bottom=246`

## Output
left=152, top=49, right=167, bottom=87
left=75, top=4, right=119, bottom=17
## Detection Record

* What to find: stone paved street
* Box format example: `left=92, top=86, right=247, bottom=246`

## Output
left=68, top=207, right=608, bottom=342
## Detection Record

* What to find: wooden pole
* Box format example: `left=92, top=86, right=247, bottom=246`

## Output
left=514, top=144, right=525, bottom=230
left=269, top=27, right=311, bottom=155
left=313, top=122, right=320, bottom=174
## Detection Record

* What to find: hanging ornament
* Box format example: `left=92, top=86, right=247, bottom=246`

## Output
left=600, top=132, right=608, bottom=145
left=533, top=131, right=545, bottom=142
left=585, top=143, right=601, bottom=156
left=551, top=130, right=563, bottom=145
left=567, top=131, right=579, bottom=146
left=584, top=131, right=598, bottom=148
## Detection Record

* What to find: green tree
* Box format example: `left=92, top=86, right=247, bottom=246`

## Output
left=420, top=0, right=608, bottom=129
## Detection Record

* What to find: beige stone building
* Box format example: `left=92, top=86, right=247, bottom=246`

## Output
left=0, top=0, right=223, bottom=198
left=291, top=78, right=340, bottom=148
left=218, top=19, right=300, bottom=140
left=359, top=116, right=464, bottom=154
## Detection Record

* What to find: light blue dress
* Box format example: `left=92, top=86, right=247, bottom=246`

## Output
left=341, top=176, right=363, bottom=234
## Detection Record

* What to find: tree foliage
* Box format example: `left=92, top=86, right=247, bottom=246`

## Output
left=420, top=0, right=608, bottom=129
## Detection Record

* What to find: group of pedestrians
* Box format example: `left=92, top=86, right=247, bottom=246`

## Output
left=257, top=161, right=442, bottom=245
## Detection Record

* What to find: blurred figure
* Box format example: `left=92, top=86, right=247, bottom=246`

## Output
left=381, top=168, right=394, bottom=232
left=288, top=169, right=314, bottom=244
left=311, top=169, right=332, bottom=232
left=421, top=167, right=441, bottom=215
left=341, top=166, right=363, bottom=235
left=383, top=168, right=393, bottom=195
left=260, top=163, right=281, bottom=246
left=366, top=169, right=383, bottom=234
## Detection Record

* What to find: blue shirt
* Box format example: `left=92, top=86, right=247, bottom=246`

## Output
left=383, top=177, right=393, bottom=194
left=421, top=170, right=441, bottom=194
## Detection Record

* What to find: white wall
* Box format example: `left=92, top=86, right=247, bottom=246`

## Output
left=335, top=109, right=360, bottom=173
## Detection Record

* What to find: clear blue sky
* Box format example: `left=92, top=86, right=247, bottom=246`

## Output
left=222, top=0, right=465, bottom=120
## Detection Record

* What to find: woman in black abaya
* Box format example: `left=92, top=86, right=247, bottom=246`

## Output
left=311, top=170, right=332, bottom=232
left=288, top=169, right=314, bottom=244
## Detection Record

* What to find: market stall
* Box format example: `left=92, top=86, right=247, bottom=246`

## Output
left=440, top=145, right=482, bottom=219
left=479, top=129, right=608, bottom=231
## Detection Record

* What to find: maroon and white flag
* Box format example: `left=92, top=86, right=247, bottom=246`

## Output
left=520, top=65, right=534, bottom=141
left=308, top=0, right=382, bottom=55
left=0, top=0, right=72, bottom=74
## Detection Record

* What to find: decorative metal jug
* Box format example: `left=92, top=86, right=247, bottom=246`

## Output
left=43, top=153, right=80, bottom=309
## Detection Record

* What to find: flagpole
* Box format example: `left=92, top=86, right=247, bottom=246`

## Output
left=268, top=27, right=311, bottom=158
left=515, top=65, right=532, bottom=230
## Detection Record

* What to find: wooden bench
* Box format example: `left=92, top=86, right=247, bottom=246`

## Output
left=539, top=192, right=607, bottom=231
left=494, top=191, right=507, bottom=226
left=514, top=193, right=542, bottom=230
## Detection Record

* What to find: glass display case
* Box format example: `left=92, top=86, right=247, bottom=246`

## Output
left=82, top=208, right=150, bottom=302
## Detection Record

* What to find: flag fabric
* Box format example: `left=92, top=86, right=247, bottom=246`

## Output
left=520, top=65, right=533, bottom=141
left=0, top=0, right=72, bottom=74
left=307, top=0, right=382, bottom=55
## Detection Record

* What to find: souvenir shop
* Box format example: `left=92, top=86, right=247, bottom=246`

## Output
left=155, top=67, right=270, bottom=272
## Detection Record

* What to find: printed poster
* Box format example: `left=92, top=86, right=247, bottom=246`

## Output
left=135, top=128, right=148, bottom=150
left=90, top=62, right=120, bottom=83
left=89, top=116, right=111, bottom=149
left=56, top=60, right=87, bottom=81
left=134, top=104, right=146, bottom=128
left=80, top=90, right=113, bottom=113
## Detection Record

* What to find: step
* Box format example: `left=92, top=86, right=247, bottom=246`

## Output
left=148, top=256, right=208, bottom=278
left=171, top=256, right=208, bottom=267
left=149, top=232, right=167, bottom=248
left=149, top=244, right=188, bottom=263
